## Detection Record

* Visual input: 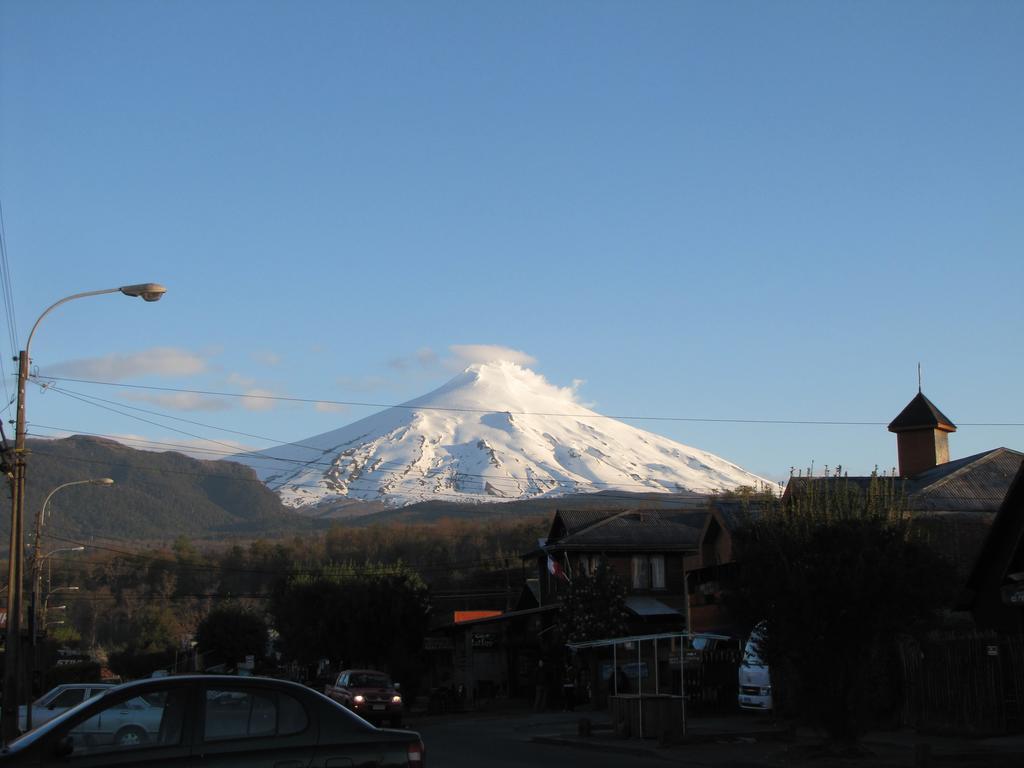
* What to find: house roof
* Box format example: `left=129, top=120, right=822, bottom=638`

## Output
left=545, top=508, right=705, bottom=552
left=513, top=579, right=541, bottom=611
left=964, top=460, right=1024, bottom=613
left=782, top=448, right=1022, bottom=516
left=625, top=596, right=682, bottom=617
left=781, top=449, right=1024, bottom=590
left=888, top=391, right=956, bottom=434
left=708, top=499, right=772, bottom=532
left=906, top=448, right=1023, bottom=512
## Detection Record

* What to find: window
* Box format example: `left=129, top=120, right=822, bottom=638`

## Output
left=50, top=689, right=86, bottom=708
left=631, top=555, right=666, bottom=590
left=63, top=688, right=187, bottom=757
left=204, top=689, right=308, bottom=742
left=631, top=555, right=650, bottom=589
left=650, top=555, right=666, bottom=590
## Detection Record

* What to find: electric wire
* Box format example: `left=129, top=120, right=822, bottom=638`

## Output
left=28, top=442, right=747, bottom=505
left=0, top=199, right=16, bottom=416
left=39, top=374, right=1024, bottom=427
left=40, top=530, right=537, bottom=580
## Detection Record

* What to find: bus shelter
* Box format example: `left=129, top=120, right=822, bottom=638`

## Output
left=567, top=631, right=689, bottom=739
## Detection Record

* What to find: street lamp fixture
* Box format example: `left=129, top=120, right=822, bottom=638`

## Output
left=119, top=283, right=167, bottom=302
left=43, top=586, right=79, bottom=621
left=2, top=283, right=164, bottom=743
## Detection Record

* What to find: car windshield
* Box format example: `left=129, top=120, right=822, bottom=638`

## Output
left=351, top=673, right=391, bottom=688
left=743, top=639, right=765, bottom=665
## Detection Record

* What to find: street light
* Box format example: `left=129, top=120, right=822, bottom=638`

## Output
left=2, top=283, right=165, bottom=743
left=28, top=480, right=108, bottom=729
left=38, top=549, right=86, bottom=623
left=26, top=539, right=90, bottom=731
left=42, top=586, right=79, bottom=624
left=40, top=547, right=85, bottom=610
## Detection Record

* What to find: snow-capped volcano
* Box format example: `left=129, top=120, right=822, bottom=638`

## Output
left=234, top=362, right=768, bottom=509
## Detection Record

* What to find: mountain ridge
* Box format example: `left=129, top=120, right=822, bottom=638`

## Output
left=234, top=361, right=769, bottom=511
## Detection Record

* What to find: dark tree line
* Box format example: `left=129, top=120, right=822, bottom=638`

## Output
left=726, top=476, right=956, bottom=746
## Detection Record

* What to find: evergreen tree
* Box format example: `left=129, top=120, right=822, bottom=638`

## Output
left=728, top=474, right=955, bottom=745
left=556, top=561, right=629, bottom=644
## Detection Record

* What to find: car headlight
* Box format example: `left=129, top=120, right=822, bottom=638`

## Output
left=354, top=695, right=365, bottom=703
left=392, top=695, right=402, bottom=704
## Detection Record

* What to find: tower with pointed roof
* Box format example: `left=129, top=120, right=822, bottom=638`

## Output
left=887, top=390, right=957, bottom=478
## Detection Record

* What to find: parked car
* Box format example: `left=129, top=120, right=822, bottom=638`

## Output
left=326, top=669, right=404, bottom=727
left=17, top=684, right=115, bottom=731
left=738, top=625, right=773, bottom=711
left=0, top=675, right=425, bottom=767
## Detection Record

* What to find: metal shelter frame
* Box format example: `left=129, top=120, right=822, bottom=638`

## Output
left=566, top=631, right=690, bottom=738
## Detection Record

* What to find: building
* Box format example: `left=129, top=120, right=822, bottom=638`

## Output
left=683, top=389, right=1024, bottom=636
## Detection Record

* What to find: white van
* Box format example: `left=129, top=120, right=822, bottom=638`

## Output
left=738, top=626, right=772, bottom=711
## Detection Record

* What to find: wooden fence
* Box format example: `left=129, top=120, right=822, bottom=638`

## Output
left=684, top=647, right=743, bottom=714
left=899, top=632, right=1024, bottom=735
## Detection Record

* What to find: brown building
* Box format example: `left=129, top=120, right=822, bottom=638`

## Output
left=683, top=389, right=1024, bottom=636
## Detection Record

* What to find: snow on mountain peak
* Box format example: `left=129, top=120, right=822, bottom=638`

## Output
left=232, top=363, right=770, bottom=510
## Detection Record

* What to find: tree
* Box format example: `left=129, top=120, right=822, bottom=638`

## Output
left=727, top=475, right=956, bottom=745
left=106, top=605, right=181, bottom=679
left=269, top=562, right=429, bottom=690
left=555, top=561, right=630, bottom=644
left=196, top=603, right=269, bottom=671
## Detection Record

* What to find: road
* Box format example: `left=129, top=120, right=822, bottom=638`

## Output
left=411, top=710, right=661, bottom=768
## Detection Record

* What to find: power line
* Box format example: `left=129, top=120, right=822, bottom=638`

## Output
left=0, top=199, right=16, bottom=415
left=28, top=441, right=739, bottom=506
left=38, top=374, right=1024, bottom=426
left=40, top=530, right=535, bottom=580
left=40, top=385, right=752, bottom=495
left=26, top=430, right=1012, bottom=512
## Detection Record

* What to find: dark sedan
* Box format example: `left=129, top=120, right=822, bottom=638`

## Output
left=0, top=675, right=425, bottom=768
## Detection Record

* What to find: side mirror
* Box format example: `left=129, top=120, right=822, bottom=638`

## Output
left=55, top=736, right=75, bottom=758
left=394, top=683, right=401, bottom=690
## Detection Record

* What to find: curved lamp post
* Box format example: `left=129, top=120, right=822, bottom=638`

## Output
left=42, top=586, right=79, bottom=625
left=2, top=283, right=165, bottom=743
left=25, top=479, right=109, bottom=732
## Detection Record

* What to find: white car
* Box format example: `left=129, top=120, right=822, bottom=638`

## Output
left=70, top=692, right=166, bottom=747
left=18, top=684, right=115, bottom=731
left=738, top=627, right=773, bottom=711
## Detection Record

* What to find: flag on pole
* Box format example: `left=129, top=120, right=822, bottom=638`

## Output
left=547, top=554, right=569, bottom=582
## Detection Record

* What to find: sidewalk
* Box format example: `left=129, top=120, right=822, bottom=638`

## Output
left=406, top=698, right=1024, bottom=766
left=526, top=709, right=1024, bottom=767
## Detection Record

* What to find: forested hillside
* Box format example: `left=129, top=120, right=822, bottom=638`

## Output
left=9, top=435, right=311, bottom=541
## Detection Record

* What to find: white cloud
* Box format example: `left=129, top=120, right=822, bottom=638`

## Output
left=447, top=344, right=536, bottom=369
left=43, top=347, right=208, bottom=380
left=252, top=350, right=281, bottom=367
left=121, top=392, right=231, bottom=412
left=226, top=372, right=256, bottom=388
left=416, top=347, right=437, bottom=367
left=314, top=401, right=348, bottom=413
left=241, top=388, right=277, bottom=412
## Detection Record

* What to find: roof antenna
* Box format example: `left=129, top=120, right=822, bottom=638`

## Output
left=917, top=363, right=922, bottom=394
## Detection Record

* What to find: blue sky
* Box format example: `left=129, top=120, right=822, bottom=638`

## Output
left=1, top=1, right=1021, bottom=484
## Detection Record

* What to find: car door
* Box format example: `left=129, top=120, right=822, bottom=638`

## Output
left=36, top=686, right=87, bottom=725
left=189, top=682, right=317, bottom=768
left=35, top=682, right=193, bottom=768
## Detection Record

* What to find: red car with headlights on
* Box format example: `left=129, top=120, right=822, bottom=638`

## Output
left=326, top=669, right=404, bottom=727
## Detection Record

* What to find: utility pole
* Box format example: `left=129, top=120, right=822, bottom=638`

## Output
left=2, top=350, right=29, bottom=743
left=1, top=282, right=165, bottom=744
